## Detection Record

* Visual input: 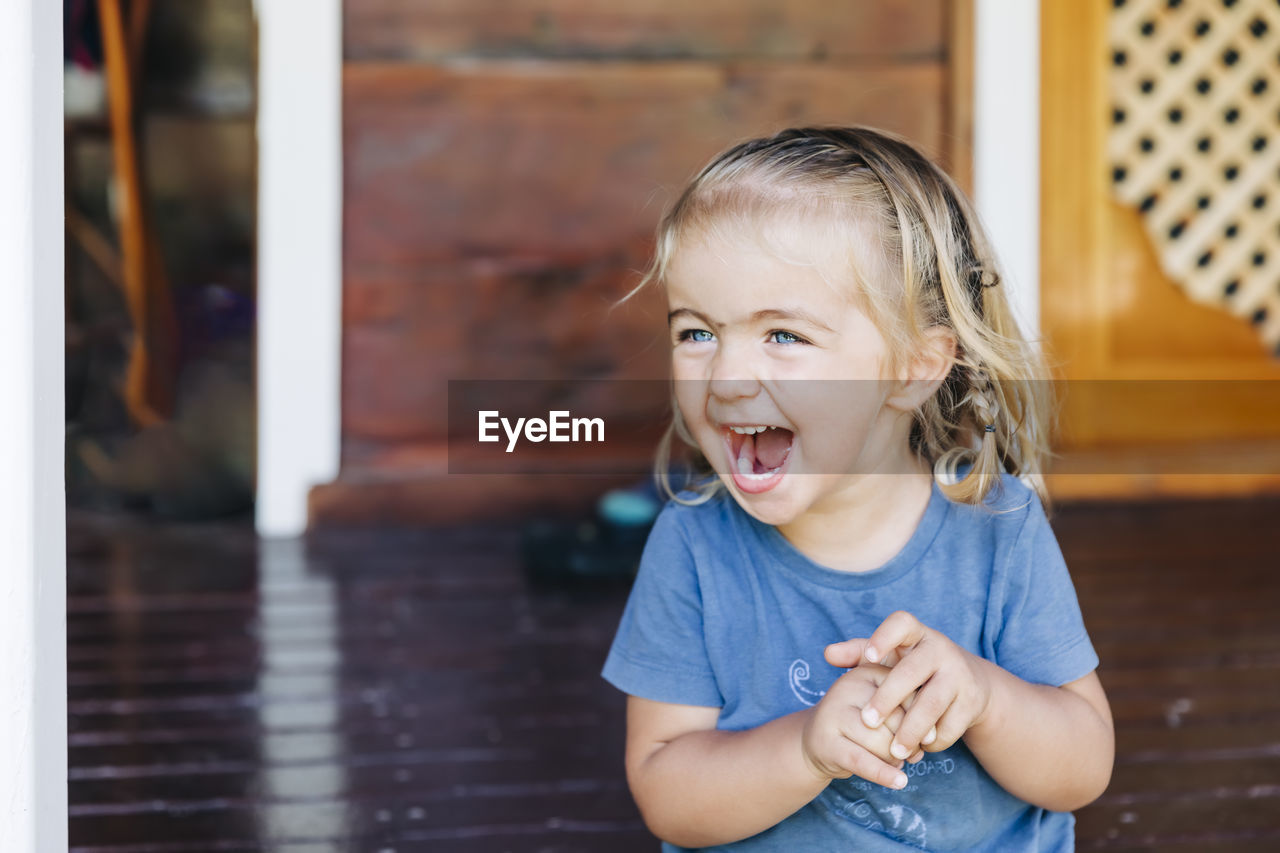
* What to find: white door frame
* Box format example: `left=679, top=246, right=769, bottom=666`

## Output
left=254, top=0, right=343, bottom=538
left=0, top=0, right=68, bottom=849
left=974, top=0, right=1041, bottom=342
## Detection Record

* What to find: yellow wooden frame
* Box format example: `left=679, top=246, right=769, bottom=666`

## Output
left=1040, top=0, right=1280, bottom=500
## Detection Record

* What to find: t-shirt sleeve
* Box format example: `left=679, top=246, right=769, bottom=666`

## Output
left=991, top=495, right=1099, bottom=687
left=601, top=504, right=724, bottom=707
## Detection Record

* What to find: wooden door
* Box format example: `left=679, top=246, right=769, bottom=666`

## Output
left=1041, top=0, right=1280, bottom=500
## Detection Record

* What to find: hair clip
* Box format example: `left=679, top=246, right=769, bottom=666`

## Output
left=970, top=268, right=1000, bottom=289
left=984, top=424, right=996, bottom=433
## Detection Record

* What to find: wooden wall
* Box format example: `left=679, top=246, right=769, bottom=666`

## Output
left=315, top=0, right=972, bottom=525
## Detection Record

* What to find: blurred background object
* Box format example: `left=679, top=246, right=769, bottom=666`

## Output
left=65, top=0, right=256, bottom=520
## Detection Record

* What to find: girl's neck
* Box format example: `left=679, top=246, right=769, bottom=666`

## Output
left=775, top=453, right=935, bottom=574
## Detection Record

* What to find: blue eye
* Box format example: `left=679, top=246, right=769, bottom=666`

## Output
left=679, top=328, right=715, bottom=343
left=769, top=330, right=805, bottom=344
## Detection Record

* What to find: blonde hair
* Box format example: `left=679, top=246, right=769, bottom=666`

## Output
left=625, top=126, right=1056, bottom=510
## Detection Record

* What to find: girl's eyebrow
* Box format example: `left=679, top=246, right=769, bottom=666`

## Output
left=667, top=307, right=715, bottom=327
left=750, top=308, right=835, bottom=333
left=667, top=306, right=835, bottom=333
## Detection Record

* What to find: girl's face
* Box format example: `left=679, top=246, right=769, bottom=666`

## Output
left=665, top=219, right=919, bottom=527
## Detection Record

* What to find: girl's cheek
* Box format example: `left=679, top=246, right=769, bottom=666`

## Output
left=671, top=349, right=709, bottom=381
left=765, top=345, right=831, bottom=380
left=675, top=390, right=704, bottom=428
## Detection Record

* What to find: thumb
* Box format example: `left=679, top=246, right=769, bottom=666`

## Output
left=824, top=638, right=870, bottom=668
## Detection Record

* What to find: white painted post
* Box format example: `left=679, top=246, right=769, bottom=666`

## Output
left=974, top=0, right=1041, bottom=342
left=0, top=0, right=68, bottom=850
left=254, top=0, right=345, bottom=537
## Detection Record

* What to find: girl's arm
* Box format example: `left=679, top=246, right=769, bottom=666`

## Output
left=625, top=698, right=826, bottom=848
left=961, top=665, right=1114, bottom=813
left=626, top=665, right=914, bottom=848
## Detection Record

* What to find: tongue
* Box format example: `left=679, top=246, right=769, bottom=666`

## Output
left=753, top=428, right=793, bottom=470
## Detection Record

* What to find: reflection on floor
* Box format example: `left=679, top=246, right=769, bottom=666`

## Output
left=67, top=494, right=1280, bottom=851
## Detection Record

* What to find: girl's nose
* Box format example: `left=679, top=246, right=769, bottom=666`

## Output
left=707, top=346, right=762, bottom=401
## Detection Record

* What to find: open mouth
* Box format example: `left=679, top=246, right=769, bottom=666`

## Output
left=724, top=424, right=795, bottom=491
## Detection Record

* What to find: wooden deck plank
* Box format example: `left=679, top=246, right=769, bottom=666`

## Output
left=66, top=493, right=1280, bottom=849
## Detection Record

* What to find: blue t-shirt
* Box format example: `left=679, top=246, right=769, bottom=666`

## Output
left=602, top=472, right=1099, bottom=852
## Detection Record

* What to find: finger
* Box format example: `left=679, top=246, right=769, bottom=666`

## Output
left=876, top=646, right=904, bottom=667
left=843, top=743, right=909, bottom=791
left=861, top=648, right=939, bottom=729
left=883, top=704, right=906, bottom=736
left=864, top=610, right=928, bottom=665
left=923, top=703, right=972, bottom=753
left=899, top=689, right=936, bottom=744
left=889, top=679, right=956, bottom=760
left=826, top=663, right=894, bottom=709
left=824, top=638, right=870, bottom=669
left=838, top=711, right=897, bottom=764
left=882, top=709, right=933, bottom=753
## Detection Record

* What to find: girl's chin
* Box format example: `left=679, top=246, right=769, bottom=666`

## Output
left=721, top=483, right=807, bottom=527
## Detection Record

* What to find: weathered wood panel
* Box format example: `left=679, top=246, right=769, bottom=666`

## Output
left=344, top=0, right=947, bottom=62
left=341, top=261, right=669, bottom=448
left=333, top=2, right=969, bottom=521
left=343, top=62, right=949, bottom=267
left=339, top=59, right=950, bottom=473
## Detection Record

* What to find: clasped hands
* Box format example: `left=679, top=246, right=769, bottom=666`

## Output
left=799, top=610, right=994, bottom=791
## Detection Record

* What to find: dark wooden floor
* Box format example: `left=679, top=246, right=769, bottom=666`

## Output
left=67, top=494, right=1280, bottom=852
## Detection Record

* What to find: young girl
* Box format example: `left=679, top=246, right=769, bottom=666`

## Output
left=602, top=126, right=1114, bottom=851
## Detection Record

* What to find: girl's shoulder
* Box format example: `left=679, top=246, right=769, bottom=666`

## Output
left=980, top=471, right=1042, bottom=513
left=943, top=461, right=1044, bottom=514
left=657, top=487, right=738, bottom=529
left=938, top=469, right=1052, bottom=547
left=650, top=486, right=767, bottom=547
left=641, top=489, right=752, bottom=573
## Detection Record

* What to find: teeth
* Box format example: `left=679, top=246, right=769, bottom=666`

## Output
left=740, top=465, right=783, bottom=481
left=730, top=425, right=772, bottom=434
left=736, top=455, right=753, bottom=475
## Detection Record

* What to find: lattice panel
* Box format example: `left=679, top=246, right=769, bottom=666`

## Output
left=1109, top=0, right=1280, bottom=356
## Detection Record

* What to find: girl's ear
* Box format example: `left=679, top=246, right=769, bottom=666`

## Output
left=885, top=326, right=957, bottom=412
